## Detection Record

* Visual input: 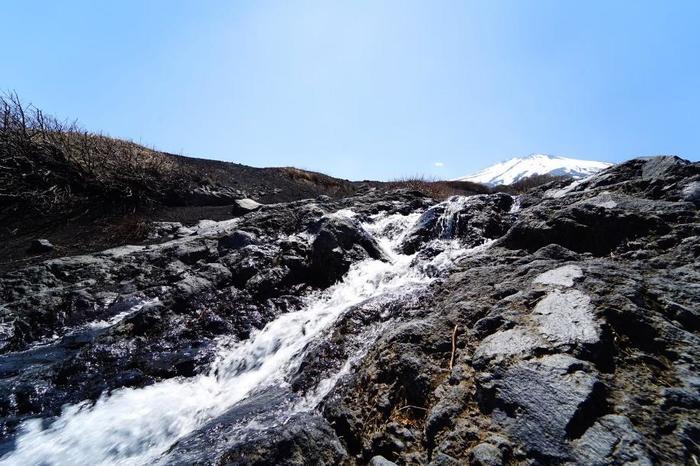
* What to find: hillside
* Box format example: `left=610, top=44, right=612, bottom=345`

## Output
left=0, top=95, right=358, bottom=271
left=1, top=96, right=523, bottom=273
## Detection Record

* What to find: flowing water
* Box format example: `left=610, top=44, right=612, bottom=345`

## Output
left=1, top=203, right=492, bottom=466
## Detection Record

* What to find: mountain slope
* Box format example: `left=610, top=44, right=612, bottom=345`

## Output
left=457, top=154, right=612, bottom=186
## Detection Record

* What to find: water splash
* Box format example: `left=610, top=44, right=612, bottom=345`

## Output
left=1, top=203, right=489, bottom=466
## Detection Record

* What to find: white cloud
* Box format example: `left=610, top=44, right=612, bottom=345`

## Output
left=434, top=161, right=445, bottom=167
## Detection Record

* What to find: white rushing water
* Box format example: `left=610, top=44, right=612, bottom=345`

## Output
left=2, top=205, right=489, bottom=466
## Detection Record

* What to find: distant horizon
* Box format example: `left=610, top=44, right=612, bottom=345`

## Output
left=4, top=91, right=688, bottom=182
left=1, top=90, right=688, bottom=182
left=4, top=1, right=699, bottom=180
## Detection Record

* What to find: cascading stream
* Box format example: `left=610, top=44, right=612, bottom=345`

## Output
left=1, top=201, right=493, bottom=466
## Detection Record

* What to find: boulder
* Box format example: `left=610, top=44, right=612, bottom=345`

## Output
left=27, top=239, right=54, bottom=254
left=572, top=414, right=652, bottom=465
left=308, top=215, right=387, bottom=287
left=531, top=290, right=603, bottom=358
left=217, top=413, right=348, bottom=466
left=182, top=185, right=244, bottom=206
left=499, top=197, right=671, bottom=255
left=469, top=443, right=502, bottom=466
left=218, top=230, right=257, bottom=251
left=369, top=455, right=398, bottom=466
left=231, top=198, right=262, bottom=216
left=682, top=180, right=700, bottom=205
left=478, top=355, right=606, bottom=460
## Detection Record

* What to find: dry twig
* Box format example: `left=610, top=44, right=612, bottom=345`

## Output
left=398, top=405, right=428, bottom=412
left=449, top=324, right=458, bottom=370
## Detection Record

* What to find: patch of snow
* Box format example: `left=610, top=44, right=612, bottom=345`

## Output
left=457, top=154, right=612, bottom=187
left=584, top=192, right=618, bottom=209
left=545, top=177, right=588, bottom=199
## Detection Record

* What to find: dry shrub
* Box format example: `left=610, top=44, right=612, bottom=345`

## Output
left=0, top=92, right=186, bottom=220
left=385, top=176, right=490, bottom=199
left=282, top=167, right=321, bottom=183
left=281, top=166, right=346, bottom=189
left=104, top=213, right=150, bottom=243
left=493, top=173, right=569, bottom=194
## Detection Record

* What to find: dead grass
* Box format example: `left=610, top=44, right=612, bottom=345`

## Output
left=0, top=92, right=189, bottom=220
left=281, top=166, right=346, bottom=189
left=385, top=173, right=569, bottom=199
left=385, top=175, right=491, bottom=199
left=492, top=173, right=568, bottom=193
left=104, top=213, right=150, bottom=243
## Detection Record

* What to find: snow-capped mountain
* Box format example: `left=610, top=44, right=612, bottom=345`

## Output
left=456, top=154, right=612, bottom=186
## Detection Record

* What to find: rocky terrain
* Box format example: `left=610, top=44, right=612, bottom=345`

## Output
left=0, top=156, right=698, bottom=465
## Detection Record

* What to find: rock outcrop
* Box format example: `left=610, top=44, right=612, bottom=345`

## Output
left=295, top=156, right=700, bottom=465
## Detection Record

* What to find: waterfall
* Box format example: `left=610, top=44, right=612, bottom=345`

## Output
left=1, top=201, right=491, bottom=466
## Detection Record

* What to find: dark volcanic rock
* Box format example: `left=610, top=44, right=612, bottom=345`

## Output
left=401, top=193, right=514, bottom=254
left=230, top=198, right=262, bottom=216
left=477, top=354, right=607, bottom=461
left=0, top=190, right=430, bottom=441
left=27, top=239, right=54, bottom=254
left=309, top=215, right=388, bottom=286
left=218, top=413, right=347, bottom=466
left=303, top=157, right=699, bottom=465
left=167, top=388, right=347, bottom=466
left=572, top=414, right=652, bottom=465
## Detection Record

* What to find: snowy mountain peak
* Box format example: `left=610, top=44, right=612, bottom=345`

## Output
left=456, top=154, right=612, bottom=186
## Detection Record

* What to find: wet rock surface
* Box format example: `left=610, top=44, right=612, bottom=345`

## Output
left=0, top=156, right=698, bottom=465
left=0, top=190, right=430, bottom=441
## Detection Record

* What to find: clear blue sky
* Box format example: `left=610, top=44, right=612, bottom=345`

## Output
left=3, top=1, right=699, bottom=180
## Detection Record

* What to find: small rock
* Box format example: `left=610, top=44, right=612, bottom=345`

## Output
left=27, top=239, right=54, bottom=254
left=573, top=414, right=652, bottom=465
left=175, top=274, right=212, bottom=297
left=370, top=455, right=398, bottom=466
left=175, top=226, right=196, bottom=238
left=218, top=230, right=257, bottom=251
left=470, top=443, right=502, bottom=466
left=231, top=198, right=262, bottom=216
left=173, top=241, right=215, bottom=265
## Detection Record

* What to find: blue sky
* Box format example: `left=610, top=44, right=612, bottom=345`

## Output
left=3, top=1, right=699, bottom=180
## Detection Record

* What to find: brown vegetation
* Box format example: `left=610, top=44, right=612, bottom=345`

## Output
left=384, top=176, right=490, bottom=199
left=0, top=92, right=188, bottom=222
left=281, top=166, right=350, bottom=191
left=0, top=93, right=358, bottom=225
left=0, top=94, right=358, bottom=272
left=492, top=173, right=568, bottom=193
left=383, top=173, right=564, bottom=199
